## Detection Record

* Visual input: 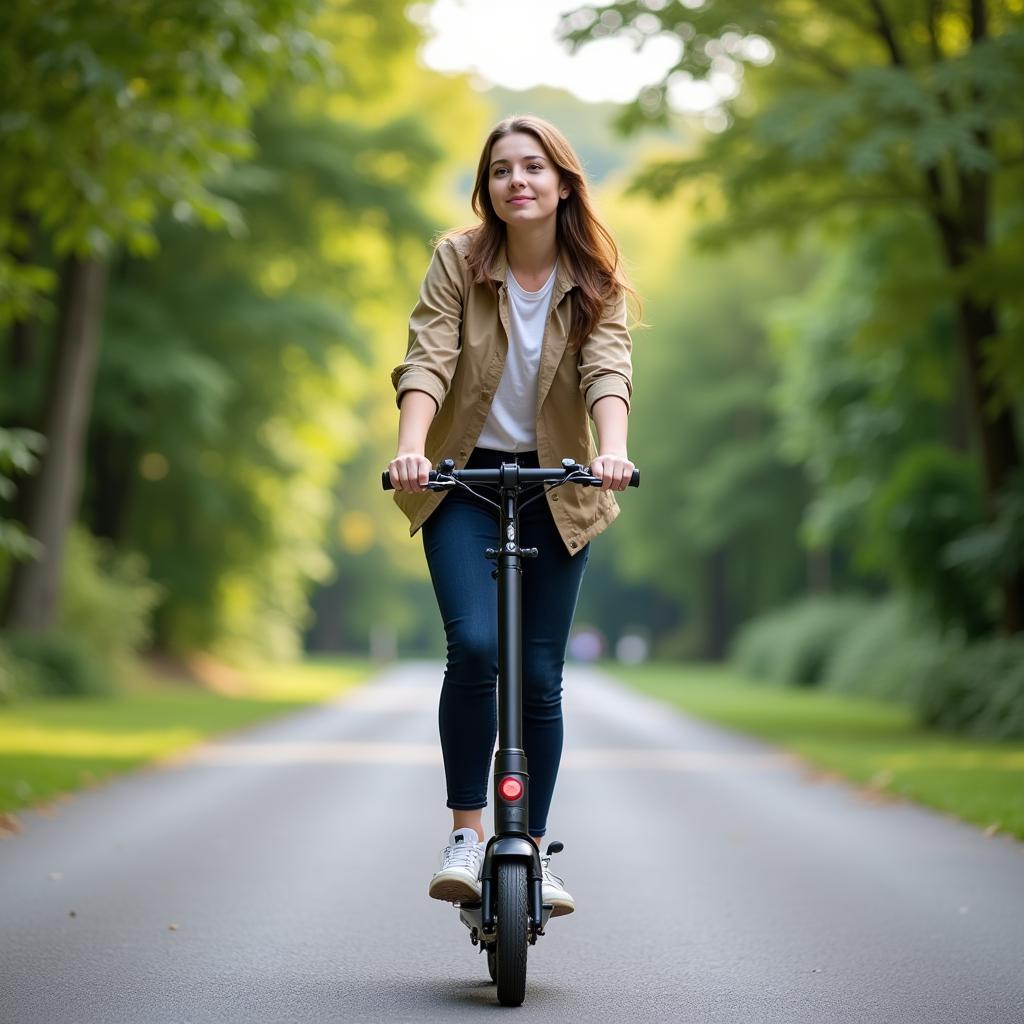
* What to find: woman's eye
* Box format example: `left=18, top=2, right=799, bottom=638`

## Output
left=493, top=165, right=543, bottom=176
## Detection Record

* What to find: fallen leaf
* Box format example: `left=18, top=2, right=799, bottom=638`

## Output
left=0, top=813, right=23, bottom=836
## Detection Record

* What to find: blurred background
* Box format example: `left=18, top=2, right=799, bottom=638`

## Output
left=1, top=0, right=1022, bottom=785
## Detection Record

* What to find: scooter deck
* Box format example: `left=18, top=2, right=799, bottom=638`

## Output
left=458, top=900, right=555, bottom=943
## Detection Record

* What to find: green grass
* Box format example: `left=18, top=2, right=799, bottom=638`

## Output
left=0, top=656, right=374, bottom=820
left=610, top=663, right=1024, bottom=841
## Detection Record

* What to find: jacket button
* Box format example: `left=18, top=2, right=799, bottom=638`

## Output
left=551, top=493, right=558, bottom=501
left=569, top=540, right=577, bottom=549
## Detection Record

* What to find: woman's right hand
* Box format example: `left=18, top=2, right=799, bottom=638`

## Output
left=388, top=452, right=433, bottom=492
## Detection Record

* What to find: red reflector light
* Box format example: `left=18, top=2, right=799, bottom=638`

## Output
left=498, top=777, right=523, bottom=801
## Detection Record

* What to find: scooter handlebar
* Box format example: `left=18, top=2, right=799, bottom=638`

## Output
left=381, top=464, right=640, bottom=491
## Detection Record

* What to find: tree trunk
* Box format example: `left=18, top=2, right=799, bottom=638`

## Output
left=806, top=546, right=832, bottom=594
left=935, top=221, right=1024, bottom=633
left=2, top=255, right=109, bottom=630
left=702, top=547, right=731, bottom=660
left=306, top=577, right=345, bottom=652
left=7, top=209, right=42, bottom=377
left=951, top=294, right=1023, bottom=634
left=920, top=0, right=1023, bottom=632
left=85, top=425, right=137, bottom=543
left=9, top=315, right=40, bottom=376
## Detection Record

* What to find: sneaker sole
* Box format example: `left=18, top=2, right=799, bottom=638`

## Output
left=547, top=901, right=574, bottom=917
left=428, top=877, right=481, bottom=904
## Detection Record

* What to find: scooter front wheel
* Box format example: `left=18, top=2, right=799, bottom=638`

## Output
left=494, top=860, right=528, bottom=1006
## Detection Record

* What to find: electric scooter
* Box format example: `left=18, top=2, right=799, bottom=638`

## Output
left=383, top=456, right=639, bottom=1006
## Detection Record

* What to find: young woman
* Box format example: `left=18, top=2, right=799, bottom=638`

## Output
left=388, top=115, right=636, bottom=917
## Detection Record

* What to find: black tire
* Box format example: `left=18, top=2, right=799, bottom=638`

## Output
left=494, top=860, right=528, bottom=1006
left=486, top=943, right=497, bottom=983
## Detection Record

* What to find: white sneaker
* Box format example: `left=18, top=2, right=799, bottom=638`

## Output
left=541, top=854, right=575, bottom=917
left=428, top=827, right=484, bottom=904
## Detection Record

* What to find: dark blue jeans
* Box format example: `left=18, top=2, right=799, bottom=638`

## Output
left=422, top=448, right=590, bottom=838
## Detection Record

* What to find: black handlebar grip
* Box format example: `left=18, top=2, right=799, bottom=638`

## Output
left=382, top=470, right=440, bottom=491
left=630, top=468, right=640, bottom=488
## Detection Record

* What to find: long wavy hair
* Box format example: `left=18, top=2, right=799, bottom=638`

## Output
left=442, top=115, right=640, bottom=352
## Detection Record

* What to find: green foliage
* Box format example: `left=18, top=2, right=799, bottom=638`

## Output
left=0, top=427, right=45, bottom=561
left=863, top=445, right=993, bottom=637
left=59, top=526, right=163, bottom=677
left=769, top=218, right=959, bottom=553
left=0, top=526, right=159, bottom=699
left=913, top=636, right=1024, bottom=740
left=608, top=228, right=811, bottom=655
left=55, top=4, right=472, bottom=660
left=0, top=0, right=326, bottom=323
left=730, top=595, right=874, bottom=687
left=0, top=2, right=492, bottom=662
left=822, top=596, right=941, bottom=702
left=566, top=0, right=1024, bottom=641
left=2, top=629, right=110, bottom=698
left=85, top=96, right=442, bottom=658
left=943, top=468, right=1024, bottom=584
left=0, top=639, right=40, bottom=702
left=566, top=3, right=1024, bottom=323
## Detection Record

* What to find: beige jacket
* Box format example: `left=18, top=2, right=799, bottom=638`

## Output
left=390, top=231, right=633, bottom=555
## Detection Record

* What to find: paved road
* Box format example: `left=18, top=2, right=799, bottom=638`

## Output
left=2, top=663, right=1022, bottom=1023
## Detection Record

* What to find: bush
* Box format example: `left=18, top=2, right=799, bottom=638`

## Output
left=2, top=629, right=111, bottom=698
left=913, top=637, right=1024, bottom=740
left=730, top=612, right=785, bottom=681
left=0, top=527, right=162, bottom=702
left=0, top=639, right=43, bottom=702
left=59, top=526, right=164, bottom=679
left=822, top=596, right=943, bottom=702
left=730, top=596, right=873, bottom=687
left=861, top=446, right=994, bottom=637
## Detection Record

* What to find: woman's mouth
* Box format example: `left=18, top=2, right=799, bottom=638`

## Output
left=508, top=197, right=534, bottom=205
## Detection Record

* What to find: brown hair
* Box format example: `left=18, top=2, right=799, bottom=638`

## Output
left=442, top=114, right=640, bottom=351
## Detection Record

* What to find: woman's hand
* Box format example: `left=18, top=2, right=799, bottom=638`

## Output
left=388, top=452, right=433, bottom=492
left=590, top=452, right=634, bottom=492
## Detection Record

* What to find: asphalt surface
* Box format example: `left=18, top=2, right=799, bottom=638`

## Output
left=1, top=662, right=1022, bottom=1024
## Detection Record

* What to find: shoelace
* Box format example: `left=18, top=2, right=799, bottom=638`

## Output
left=442, top=841, right=483, bottom=872
left=540, top=855, right=565, bottom=889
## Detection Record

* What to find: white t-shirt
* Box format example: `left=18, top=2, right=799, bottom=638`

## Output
left=476, top=266, right=556, bottom=451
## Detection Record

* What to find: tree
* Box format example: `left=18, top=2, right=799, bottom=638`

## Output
left=0, top=428, right=44, bottom=562
left=1, top=0, right=324, bottom=630
left=73, top=3, right=483, bottom=658
left=563, top=0, right=1024, bottom=633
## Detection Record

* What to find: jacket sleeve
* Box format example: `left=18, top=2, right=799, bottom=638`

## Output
left=578, top=289, right=633, bottom=415
left=390, top=240, right=464, bottom=411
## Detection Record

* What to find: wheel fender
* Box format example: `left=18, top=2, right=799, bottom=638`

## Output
left=481, top=836, right=542, bottom=881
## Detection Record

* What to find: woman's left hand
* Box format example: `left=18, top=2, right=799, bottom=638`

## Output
left=590, top=453, right=635, bottom=491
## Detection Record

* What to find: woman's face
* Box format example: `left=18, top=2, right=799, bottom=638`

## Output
left=487, top=131, right=568, bottom=231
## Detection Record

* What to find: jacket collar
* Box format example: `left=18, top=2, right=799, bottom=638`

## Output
left=487, top=242, right=576, bottom=299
